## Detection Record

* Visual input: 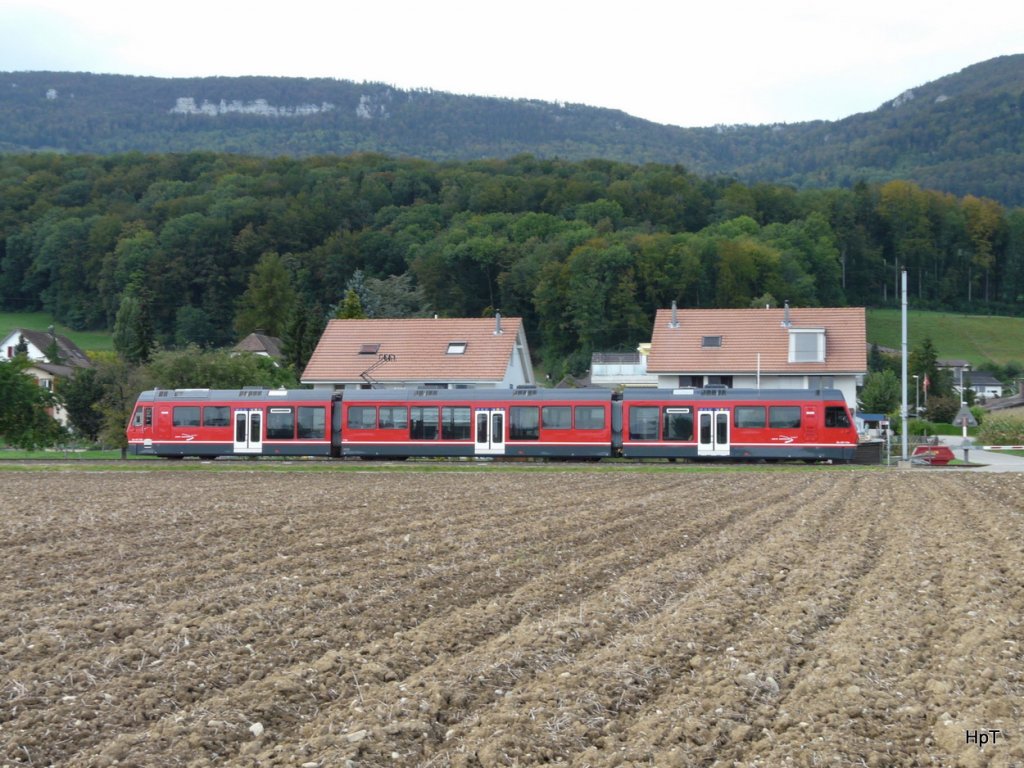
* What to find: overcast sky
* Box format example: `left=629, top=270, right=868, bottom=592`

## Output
left=2, top=0, right=1022, bottom=127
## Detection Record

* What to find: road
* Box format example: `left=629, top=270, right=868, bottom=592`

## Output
left=936, top=435, right=1024, bottom=472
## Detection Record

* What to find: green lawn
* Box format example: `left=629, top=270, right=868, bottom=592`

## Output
left=866, top=309, right=1024, bottom=368
left=0, top=311, right=113, bottom=354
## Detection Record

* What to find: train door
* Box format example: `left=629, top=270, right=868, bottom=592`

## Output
left=233, top=408, right=263, bottom=454
left=803, top=406, right=818, bottom=443
left=697, top=409, right=730, bottom=457
left=474, top=408, right=506, bottom=455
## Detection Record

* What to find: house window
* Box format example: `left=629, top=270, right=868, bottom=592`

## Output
left=701, top=336, right=722, bottom=348
left=446, top=341, right=467, bottom=355
left=789, top=329, right=825, bottom=363
left=358, top=343, right=380, bottom=355
left=808, top=376, right=835, bottom=390
left=706, top=376, right=733, bottom=388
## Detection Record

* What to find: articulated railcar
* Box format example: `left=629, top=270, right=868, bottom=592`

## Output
left=127, top=386, right=857, bottom=463
left=127, top=388, right=341, bottom=458
left=341, top=387, right=614, bottom=459
left=619, top=387, right=857, bottom=462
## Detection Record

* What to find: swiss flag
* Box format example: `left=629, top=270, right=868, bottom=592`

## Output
left=923, top=374, right=930, bottom=392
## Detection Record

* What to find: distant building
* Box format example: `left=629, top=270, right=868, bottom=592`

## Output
left=301, top=314, right=534, bottom=390
left=233, top=331, right=283, bottom=360
left=1, top=327, right=92, bottom=426
left=2, top=328, right=91, bottom=369
left=589, top=344, right=658, bottom=388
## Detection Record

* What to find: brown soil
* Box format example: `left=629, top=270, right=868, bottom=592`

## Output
left=2, top=468, right=1022, bottom=767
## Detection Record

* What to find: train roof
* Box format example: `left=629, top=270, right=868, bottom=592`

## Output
left=135, top=388, right=337, bottom=403
left=341, top=387, right=614, bottom=403
left=621, top=387, right=849, bottom=403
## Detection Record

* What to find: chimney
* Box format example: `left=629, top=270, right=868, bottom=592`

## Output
left=669, top=300, right=680, bottom=329
left=494, top=311, right=503, bottom=335
left=781, top=300, right=791, bottom=328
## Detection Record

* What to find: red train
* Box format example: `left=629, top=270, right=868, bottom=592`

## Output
left=127, top=386, right=858, bottom=462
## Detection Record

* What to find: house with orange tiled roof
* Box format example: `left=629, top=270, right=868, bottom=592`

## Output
left=301, top=314, right=535, bottom=390
left=646, top=303, right=867, bottom=408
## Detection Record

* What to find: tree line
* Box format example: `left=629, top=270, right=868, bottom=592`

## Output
left=4, top=152, right=1024, bottom=374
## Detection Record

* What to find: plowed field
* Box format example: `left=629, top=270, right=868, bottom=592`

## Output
left=2, top=469, right=1022, bottom=767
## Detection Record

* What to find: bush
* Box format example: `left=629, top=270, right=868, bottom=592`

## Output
left=977, top=413, right=1024, bottom=445
left=922, top=395, right=959, bottom=424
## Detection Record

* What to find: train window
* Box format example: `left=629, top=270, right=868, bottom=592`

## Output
left=769, top=406, right=801, bottom=429
left=410, top=407, right=439, bottom=439
left=203, top=406, right=230, bottom=428
left=298, top=406, right=326, bottom=439
left=509, top=406, right=540, bottom=440
left=441, top=406, right=472, bottom=439
left=144, top=407, right=152, bottom=427
left=347, top=406, right=377, bottom=429
left=378, top=406, right=408, bottom=430
left=542, top=406, right=571, bottom=430
left=132, top=408, right=143, bottom=427
left=734, top=406, right=766, bottom=428
left=575, top=406, right=605, bottom=430
left=629, top=406, right=659, bottom=440
left=267, top=407, right=295, bottom=439
left=825, top=406, right=851, bottom=428
left=663, top=408, right=694, bottom=441
left=172, top=406, right=201, bottom=427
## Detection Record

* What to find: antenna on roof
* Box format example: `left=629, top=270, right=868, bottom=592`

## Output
left=494, top=311, right=503, bottom=335
left=669, top=300, right=680, bottom=329
left=781, top=300, right=792, bottom=328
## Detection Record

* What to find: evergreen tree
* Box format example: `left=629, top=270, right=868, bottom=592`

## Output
left=112, top=282, right=155, bottom=364
left=281, top=298, right=327, bottom=373
left=336, top=289, right=366, bottom=319
left=61, top=367, right=105, bottom=442
left=233, top=252, right=297, bottom=338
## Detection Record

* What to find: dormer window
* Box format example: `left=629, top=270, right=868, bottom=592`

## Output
left=701, top=335, right=722, bottom=348
left=359, top=343, right=380, bottom=355
left=446, top=341, right=468, bottom=355
left=789, top=329, right=825, bottom=363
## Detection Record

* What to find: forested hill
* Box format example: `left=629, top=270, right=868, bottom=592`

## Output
left=2, top=55, right=1024, bottom=204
